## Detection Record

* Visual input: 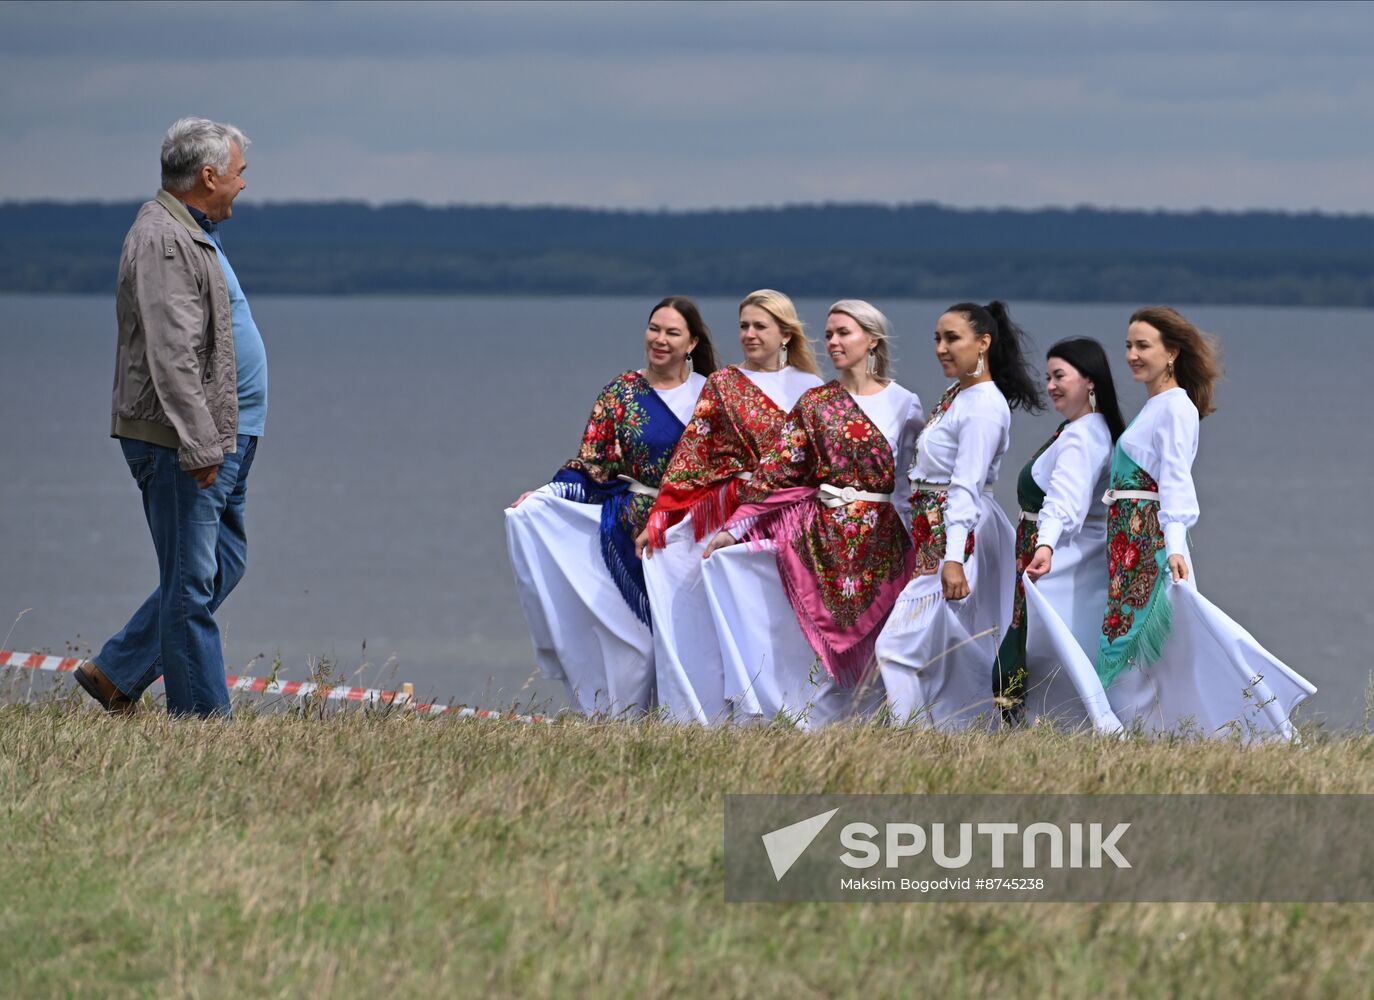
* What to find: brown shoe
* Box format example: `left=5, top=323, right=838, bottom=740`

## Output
left=73, top=660, right=138, bottom=716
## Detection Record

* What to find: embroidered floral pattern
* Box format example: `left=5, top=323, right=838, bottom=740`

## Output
left=564, top=376, right=652, bottom=479
left=797, top=497, right=907, bottom=631
left=908, top=489, right=977, bottom=578
left=1101, top=463, right=1165, bottom=643
left=650, top=367, right=789, bottom=544
left=843, top=419, right=874, bottom=443
left=1009, top=522, right=1039, bottom=631
left=1008, top=423, right=1066, bottom=630
left=553, top=371, right=691, bottom=626
left=560, top=371, right=672, bottom=536
left=734, top=382, right=914, bottom=676
left=782, top=419, right=809, bottom=464
left=905, top=382, right=964, bottom=580
left=924, top=382, right=960, bottom=431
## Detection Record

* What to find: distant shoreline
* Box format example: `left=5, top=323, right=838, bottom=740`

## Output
left=6, top=200, right=1373, bottom=307
left=9, top=290, right=1374, bottom=313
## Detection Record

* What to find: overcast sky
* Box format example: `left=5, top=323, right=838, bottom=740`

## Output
left=2, top=0, right=1372, bottom=212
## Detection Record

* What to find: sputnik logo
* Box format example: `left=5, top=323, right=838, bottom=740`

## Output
left=761, top=807, right=840, bottom=881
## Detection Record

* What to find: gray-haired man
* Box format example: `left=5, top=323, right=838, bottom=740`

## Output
left=75, top=117, right=268, bottom=717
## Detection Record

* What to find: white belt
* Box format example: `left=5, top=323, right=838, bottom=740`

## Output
left=617, top=474, right=660, bottom=498
left=912, top=479, right=994, bottom=495
left=817, top=483, right=892, bottom=508
left=1020, top=510, right=1107, bottom=524
left=734, top=471, right=753, bottom=481
left=1102, top=489, right=1160, bottom=504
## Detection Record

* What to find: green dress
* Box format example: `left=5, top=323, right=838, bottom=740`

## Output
left=992, top=422, right=1065, bottom=720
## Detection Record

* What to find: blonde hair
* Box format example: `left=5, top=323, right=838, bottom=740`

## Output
left=739, top=288, right=821, bottom=376
left=828, top=299, right=893, bottom=381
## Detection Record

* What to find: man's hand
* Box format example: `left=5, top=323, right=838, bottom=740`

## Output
left=188, top=464, right=220, bottom=489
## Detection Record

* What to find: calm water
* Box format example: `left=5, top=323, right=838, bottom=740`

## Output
left=2, top=294, right=1370, bottom=725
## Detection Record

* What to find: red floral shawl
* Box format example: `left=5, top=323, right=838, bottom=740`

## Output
left=648, top=366, right=790, bottom=548
left=725, top=382, right=916, bottom=686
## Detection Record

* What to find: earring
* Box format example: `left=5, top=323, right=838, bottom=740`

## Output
left=1166, top=360, right=1175, bottom=380
left=966, top=351, right=985, bottom=378
left=866, top=348, right=878, bottom=376
left=684, top=354, right=694, bottom=377
left=1088, top=388, right=1097, bottom=412
left=778, top=341, right=789, bottom=369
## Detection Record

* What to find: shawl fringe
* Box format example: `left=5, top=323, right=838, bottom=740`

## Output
left=892, top=589, right=942, bottom=633
left=600, top=497, right=653, bottom=630
left=741, top=493, right=813, bottom=554
left=773, top=556, right=883, bottom=688
left=1097, top=582, right=1173, bottom=688
left=647, top=480, right=741, bottom=548
left=743, top=496, right=884, bottom=688
left=548, top=479, right=592, bottom=504
left=550, top=477, right=652, bottom=629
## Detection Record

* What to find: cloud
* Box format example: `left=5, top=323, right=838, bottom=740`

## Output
left=2, top=1, right=1372, bottom=211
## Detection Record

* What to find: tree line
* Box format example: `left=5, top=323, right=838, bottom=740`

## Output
left=3, top=200, right=1372, bottom=306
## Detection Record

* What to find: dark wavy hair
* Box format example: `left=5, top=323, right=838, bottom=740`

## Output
left=649, top=296, right=718, bottom=377
left=1129, top=306, right=1221, bottom=418
left=944, top=301, right=1044, bottom=412
left=1046, top=337, right=1126, bottom=441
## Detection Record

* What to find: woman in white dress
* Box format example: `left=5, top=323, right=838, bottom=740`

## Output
left=637, top=290, right=823, bottom=724
left=997, top=337, right=1126, bottom=731
left=700, top=301, right=923, bottom=728
left=1086, top=306, right=1315, bottom=738
left=505, top=297, right=714, bottom=716
left=877, top=301, right=1044, bottom=729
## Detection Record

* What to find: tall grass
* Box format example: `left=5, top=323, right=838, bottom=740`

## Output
left=1, top=705, right=1371, bottom=998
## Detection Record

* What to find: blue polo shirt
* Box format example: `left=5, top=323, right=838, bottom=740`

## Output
left=187, top=205, right=268, bottom=436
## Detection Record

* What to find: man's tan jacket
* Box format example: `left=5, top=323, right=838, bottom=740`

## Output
left=112, top=189, right=238, bottom=470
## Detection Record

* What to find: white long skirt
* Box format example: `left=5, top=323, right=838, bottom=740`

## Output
left=1031, top=552, right=1316, bottom=741
left=642, top=516, right=728, bottom=724
left=504, top=487, right=654, bottom=716
left=1103, top=575, right=1315, bottom=740
left=1020, top=522, right=1124, bottom=733
left=876, top=498, right=1015, bottom=730
left=700, top=540, right=884, bottom=729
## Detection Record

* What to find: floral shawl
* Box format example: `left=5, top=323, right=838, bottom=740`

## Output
left=1009, top=422, right=1067, bottom=631
left=907, top=384, right=975, bottom=577
left=648, top=366, right=790, bottom=548
left=1095, top=442, right=1171, bottom=686
left=551, top=371, right=689, bottom=627
left=727, top=382, right=916, bottom=686
left=993, top=422, right=1067, bottom=713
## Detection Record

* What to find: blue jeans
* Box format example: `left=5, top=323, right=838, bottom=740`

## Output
left=96, top=435, right=258, bottom=718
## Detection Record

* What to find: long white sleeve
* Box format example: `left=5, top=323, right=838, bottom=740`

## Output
left=1035, top=417, right=1111, bottom=553
left=943, top=415, right=1004, bottom=565
left=890, top=391, right=925, bottom=529
left=1154, top=399, right=1200, bottom=558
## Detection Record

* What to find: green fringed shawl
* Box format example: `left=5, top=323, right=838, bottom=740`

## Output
left=1096, top=442, right=1172, bottom=687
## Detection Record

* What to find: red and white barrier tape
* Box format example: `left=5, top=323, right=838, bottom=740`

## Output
left=0, top=649, right=553, bottom=724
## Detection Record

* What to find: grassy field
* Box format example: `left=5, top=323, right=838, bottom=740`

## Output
left=2, top=702, right=1372, bottom=999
